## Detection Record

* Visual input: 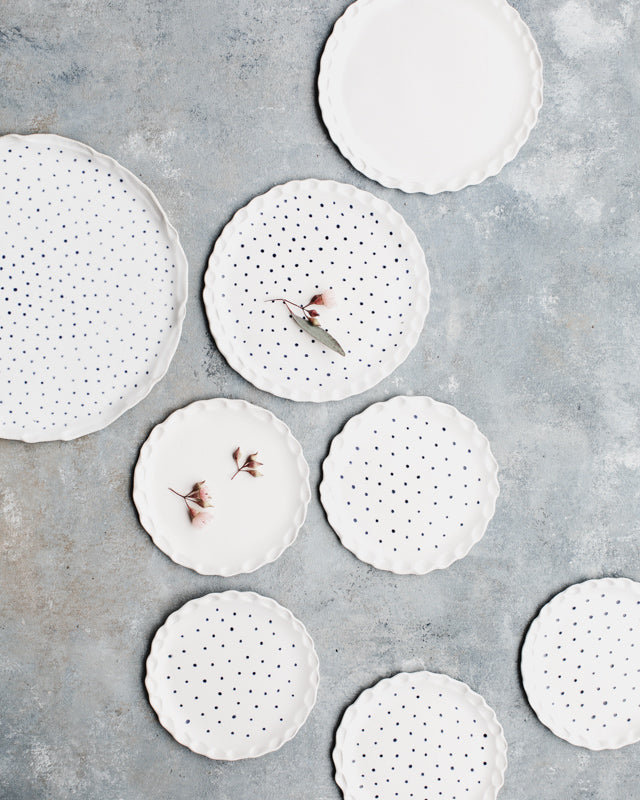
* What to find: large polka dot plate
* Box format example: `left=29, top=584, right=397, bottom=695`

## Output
left=521, top=577, right=640, bottom=750
left=319, top=0, right=543, bottom=194
left=333, top=671, right=507, bottom=800
left=0, top=133, right=187, bottom=442
left=133, top=398, right=310, bottom=576
left=204, top=179, right=429, bottom=402
left=320, top=396, right=499, bottom=574
left=145, top=591, right=319, bottom=760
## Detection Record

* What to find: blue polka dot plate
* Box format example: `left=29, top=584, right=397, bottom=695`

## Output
left=145, top=591, right=319, bottom=760
left=320, top=395, right=500, bottom=574
left=204, top=179, right=430, bottom=402
left=0, top=133, right=187, bottom=441
left=334, top=671, right=507, bottom=800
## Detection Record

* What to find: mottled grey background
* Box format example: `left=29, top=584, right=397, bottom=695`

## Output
left=1, top=1, right=639, bottom=798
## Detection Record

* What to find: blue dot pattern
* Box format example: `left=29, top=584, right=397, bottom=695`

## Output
left=0, top=135, right=186, bottom=441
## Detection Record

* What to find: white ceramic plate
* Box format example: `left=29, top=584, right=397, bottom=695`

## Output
left=334, top=671, right=507, bottom=800
left=133, top=398, right=310, bottom=576
left=0, top=133, right=187, bottom=442
left=320, top=396, right=499, bottom=574
left=204, top=179, right=429, bottom=402
left=521, top=577, right=640, bottom=750
left=319, top=0, right=543, bottom=194
left=146, top=591, right=319, bottom=760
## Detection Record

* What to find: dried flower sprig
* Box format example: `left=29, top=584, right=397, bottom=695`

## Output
left=266, top=290, right=345, bottom=357
left=169, top=481, right=214, bottom=527
left=232, top=447, right=263, bottom=480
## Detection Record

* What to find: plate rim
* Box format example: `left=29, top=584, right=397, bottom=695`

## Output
left=133, top=397, right=311, bottom=576
left=318, top=0, right=544, bottom=195
left=0, top=132, right=188, bottom=443
left=203, top=178, right=430, bottom=402
left=145, top=590, right=320, bottom=760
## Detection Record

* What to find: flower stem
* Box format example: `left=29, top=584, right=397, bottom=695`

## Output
left=265, top=298, right=311, bottom=320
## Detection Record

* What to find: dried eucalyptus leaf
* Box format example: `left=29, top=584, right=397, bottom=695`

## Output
left=292, top=315, right=345, bottom=357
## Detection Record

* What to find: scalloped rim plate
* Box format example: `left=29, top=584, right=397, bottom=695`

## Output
left=145, top=591, right=320, bottom=760
left=0, top=133, right=188, bottom=442
left=203, top=179, right=430, bottom=402
left=133, top=398, right=310, bottom=576
left=521, top=577, right=640, bottom=750
left=320, top=395, right=500, bottom=574
left=333, top=671, right=508, bottom=800
left=319, top=0, right=543, bottom=194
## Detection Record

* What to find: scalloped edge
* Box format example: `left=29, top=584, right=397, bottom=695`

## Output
left=320, top=395, right=500, bottom=574
left=0, top=133, right=188, bottom=442
left=521, top=577, right=640, bottom=750
left=333, top=671, right=508, bottom=800
left=318, top=0, right=544, bottom=194
left=203, top=178, right=430, bottom=402
left=132, top=398, right=311, bottom=576
left=145, top=591, right=320, bottom=760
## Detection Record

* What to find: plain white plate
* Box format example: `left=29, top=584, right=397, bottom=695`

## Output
left=334, top=671, right=507, bottom=800
left=521, top=577, right=640, bottom=749
left=146, top=591, right=319, bottom=760
left=204, top=179, right=430, bottom=402
left=319, top=0, right=543, bottom=194
left=0, top=133, right=187, bottom=441
left=321, top=396, right=500, bottom=574
left=133, top=398, right=310, bottom=576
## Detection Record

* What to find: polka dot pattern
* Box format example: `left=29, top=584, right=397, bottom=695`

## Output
left=145, top=591, right=319, bottom=760
left=204, top=179, right=430, bottom=402
left=320, top=396, right=500, bottom=574
left=0, top=133, right=187, bottom=442
left=522, top=578, right=640, bottom=750
left=334, top=671, right=507, bottom=800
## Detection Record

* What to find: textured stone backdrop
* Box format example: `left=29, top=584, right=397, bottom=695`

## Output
left=1, top=1, right=639, bottom=798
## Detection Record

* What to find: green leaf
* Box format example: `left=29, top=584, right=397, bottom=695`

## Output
left=291, top=314, right=346, bottom=357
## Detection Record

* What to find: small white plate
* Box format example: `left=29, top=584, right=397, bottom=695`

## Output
left=0, top=133, right=187, bottom=441
left=320, top=396, right=499, bottom=574
left=319, top=0, right=543, bottom=194
left=334, top=671, right=507, bottom=800
left=133, top=399, right=310, bottom=576
left=146, top=591, right=319, bottom=760
left=521, top=577, right=640, bottom=750
left=204, top=179, right=429, bottom=402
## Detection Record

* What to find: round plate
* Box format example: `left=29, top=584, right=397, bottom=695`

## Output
left=334, top=671, right=507, bottom=800
left=521, top=578, right=640, bottom=750
left=204, top=179, right=429, bottom=402
left=0, top=133, right=187, bottom=442
left=133, top=399, right=310, bottom=576
left=320, top=396, right=499, bottom=574
left=319, top=0, right=543, bottom=194
left=146, top=591, right=319, bottom=760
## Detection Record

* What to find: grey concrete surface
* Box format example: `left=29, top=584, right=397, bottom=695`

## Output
left=1, top=0, right=639, bottom=798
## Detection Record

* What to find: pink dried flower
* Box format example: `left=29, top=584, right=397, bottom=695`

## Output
left=231, top=448, right=264, bottom=480
left=169, top=482, right=215, bottom=525
left=309, top=289, right=336, bottom=308
left=191, top=510, right=214, bottom=529
left=194, top=481, right=213, bottom=507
